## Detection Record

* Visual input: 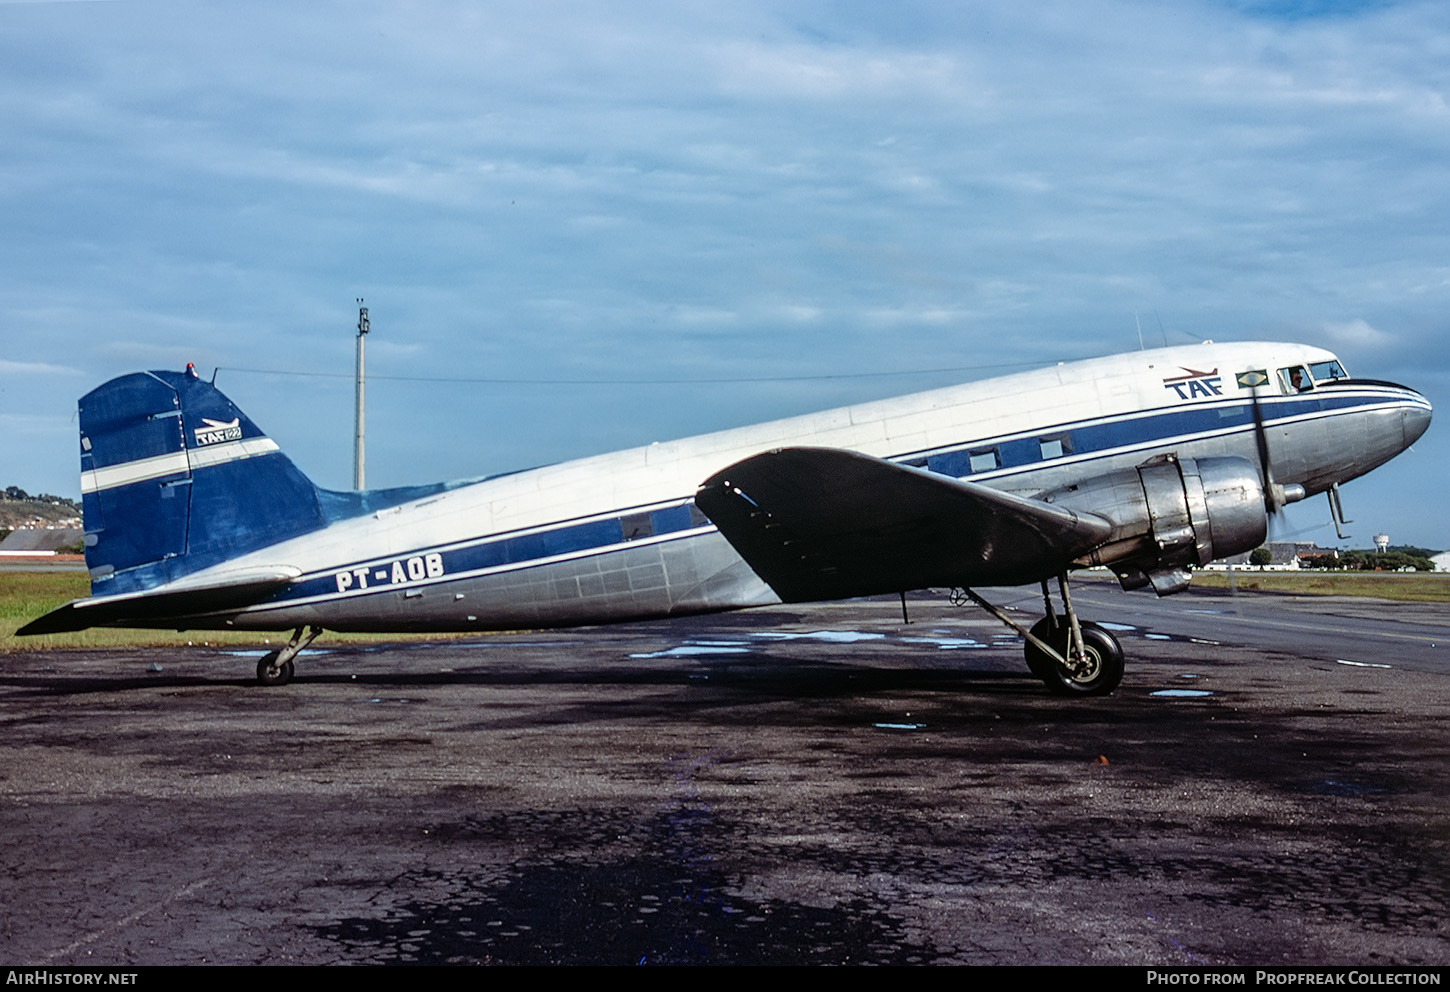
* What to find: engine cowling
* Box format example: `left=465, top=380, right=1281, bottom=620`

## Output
left=1038, top=454, right=1267, bottom=595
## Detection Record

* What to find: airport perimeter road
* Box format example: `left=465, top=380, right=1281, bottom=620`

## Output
left=1, top=589, right=1447, bottom=966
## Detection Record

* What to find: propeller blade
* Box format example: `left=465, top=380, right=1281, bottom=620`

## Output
left=1250, top=384, right=1280, bottom=513
left=1250, top=383, right=1306, bottom=518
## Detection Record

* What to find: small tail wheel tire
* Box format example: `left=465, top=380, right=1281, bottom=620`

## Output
left=256, top=652, right=294, bottom=687
left=1033, top=621, right=1124, bottom=697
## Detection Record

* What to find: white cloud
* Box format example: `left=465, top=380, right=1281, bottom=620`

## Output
left=0, top=412, right=75, bottom=441
left=1321, top=318, right=1394, bottom=347
left=0, top=359, right=84, bottom=377
left=711, top=41, right=966, bottom=103
left=776, top=304, right=823, bottom=323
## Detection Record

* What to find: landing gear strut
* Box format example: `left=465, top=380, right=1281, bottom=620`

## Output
left=950, top=575, right=1124, bottom=696
left=256, top=625, right=323, bottom=686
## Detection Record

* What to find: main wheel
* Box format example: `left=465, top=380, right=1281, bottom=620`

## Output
left=1032, top=621, right=1124, bottom=697
left=1023, top=617, right=1059, bottom=679
left=256, top=652, right=295, bottom=687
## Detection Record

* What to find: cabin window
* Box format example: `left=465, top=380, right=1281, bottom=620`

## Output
left=968, top=448, right=999, bottom=473
left=620, top=512, right=653, bottom=541
left=1038, top=434, right=1072, bottom=460
left=1278, top=366, right=1313, bottom=394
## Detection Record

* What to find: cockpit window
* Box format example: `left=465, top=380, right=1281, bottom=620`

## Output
left=1279, top=366, right=1313, bottom=394
left=1309, top=359, right=1348, bottom=382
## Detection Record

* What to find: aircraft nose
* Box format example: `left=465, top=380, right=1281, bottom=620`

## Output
left=1403, top=392, right=1432, bottom=448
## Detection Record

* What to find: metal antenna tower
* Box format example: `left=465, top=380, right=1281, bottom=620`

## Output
left=354, top=299, right=369, bottom=490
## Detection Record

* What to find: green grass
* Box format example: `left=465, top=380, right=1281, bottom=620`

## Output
left=1189, top=569, right=1450, bottom=602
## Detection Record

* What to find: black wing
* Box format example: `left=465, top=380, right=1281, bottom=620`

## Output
left=695, top=447, right=1112, bottom=603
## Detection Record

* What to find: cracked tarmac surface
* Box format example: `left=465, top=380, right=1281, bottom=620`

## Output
left=2, top=586, right=1448, bottom=965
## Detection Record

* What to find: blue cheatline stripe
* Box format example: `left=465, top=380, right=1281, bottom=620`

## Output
left=147, top=385, right=1413, bottom=617
left=903, top=390, right=1406, bottom=478
left=244, top=500, right=715, bottom=612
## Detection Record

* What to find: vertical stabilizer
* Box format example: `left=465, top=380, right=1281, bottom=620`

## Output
left=80, top=369, right=325, bottom=595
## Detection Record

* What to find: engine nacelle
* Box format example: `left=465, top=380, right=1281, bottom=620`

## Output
left=1038, top=454, right=1267, bottom=595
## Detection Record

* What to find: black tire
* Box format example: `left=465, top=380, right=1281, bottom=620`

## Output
left=1023, top=617, right=1059, bottom=679
left=1033, top=621, right=1124, bottom=697
left=256, top=652, right=294, bottom=687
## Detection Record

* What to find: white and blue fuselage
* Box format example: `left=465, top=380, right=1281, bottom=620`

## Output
left=45, top=341, right=1429, bottom=638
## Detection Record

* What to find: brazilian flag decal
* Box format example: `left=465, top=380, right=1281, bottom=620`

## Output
left=1236, top=370, right=1270, bottom=388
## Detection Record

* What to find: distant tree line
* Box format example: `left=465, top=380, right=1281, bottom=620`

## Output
left=1299, top=550, right=1435, bottom=572
left=2, top=486, right=79, bottom=510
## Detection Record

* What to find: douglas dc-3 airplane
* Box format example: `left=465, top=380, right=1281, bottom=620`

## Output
left=20, top=341, right=1431, bottom=696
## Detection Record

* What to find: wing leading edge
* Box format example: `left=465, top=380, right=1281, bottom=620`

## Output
left=695, top=447, right=1113, bottom=603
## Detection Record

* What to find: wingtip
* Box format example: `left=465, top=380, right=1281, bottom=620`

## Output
left=16, top=601, right=93, bottom=636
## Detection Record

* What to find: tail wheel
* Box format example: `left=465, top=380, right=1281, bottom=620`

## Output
left=1029, top=621, right=1124, bottom=697
left=256, top=652, right=294, bottom=687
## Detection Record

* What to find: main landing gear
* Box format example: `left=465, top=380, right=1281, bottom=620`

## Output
left=950, top=575, right=1124, bottom=696
left=255, top=625, right=323, bottom=686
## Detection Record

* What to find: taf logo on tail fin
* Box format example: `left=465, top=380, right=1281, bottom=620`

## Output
left=193, top=418, right=242, bottom=446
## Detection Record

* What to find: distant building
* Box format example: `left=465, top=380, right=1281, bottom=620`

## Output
left=1206, top=541, right=1330, bottom=570
left=1431, top=551, right=1450, bottom=573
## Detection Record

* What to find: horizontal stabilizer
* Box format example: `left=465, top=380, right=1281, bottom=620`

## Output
left=17, top=567, right=300, bottom=635
left=696, top=447, right=1113, bottom=602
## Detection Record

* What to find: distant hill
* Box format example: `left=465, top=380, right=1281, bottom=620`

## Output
left=0, top=487, right=83, bottom=533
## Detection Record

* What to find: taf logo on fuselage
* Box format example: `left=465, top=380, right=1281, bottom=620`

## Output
left=1162, top=367, right=1223, bottom=401
left=193, top=417, right=243, bottom=446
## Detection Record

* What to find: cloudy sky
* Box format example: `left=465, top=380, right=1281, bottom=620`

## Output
left=3, top=0, right=1447, bottom=548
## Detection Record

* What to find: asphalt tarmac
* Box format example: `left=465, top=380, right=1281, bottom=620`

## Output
left=1, top=579, right=1447, bottom=966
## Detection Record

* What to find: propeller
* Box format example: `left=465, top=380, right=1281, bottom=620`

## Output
left=1250, top=383, right=1278, bottom=512
left=1250, top=381, right=1305, bottom=518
